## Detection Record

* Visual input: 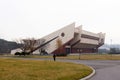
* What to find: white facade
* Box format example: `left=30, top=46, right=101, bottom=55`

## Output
left=11, top=48, right=22, bottom=55
left=39, top=23, right=105, bottom=54
left=42, top=23, right=75, bottom=53
left=11, top=22, right=105, bottom=54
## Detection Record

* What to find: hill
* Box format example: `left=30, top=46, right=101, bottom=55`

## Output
left=0, top=39, right=21, bottom=54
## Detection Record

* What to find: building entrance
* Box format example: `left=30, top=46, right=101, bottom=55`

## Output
left=66, top=48, right=70, bottom=54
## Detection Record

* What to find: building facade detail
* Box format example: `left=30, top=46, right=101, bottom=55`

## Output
left=11, top=22, right=105, bottom=54
left=41, top=22, right=105, bottom=54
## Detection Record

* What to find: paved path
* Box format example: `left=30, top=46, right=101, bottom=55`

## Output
left=36, top=59, right=120, bottom=80
left=2, top=57, right=120, bottom=80
left=86, top=60, right=120, bottom=80
left=58, top=59, right=120, bottom=80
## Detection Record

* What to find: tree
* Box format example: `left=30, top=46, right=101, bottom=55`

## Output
left=109, top=48, right=120, bottom=54
left=57, top=38, right=62, bottom=46
left=56, top=38, right=63, bottom=50
left=16, top=38, right=37, bottom=54
left=56, top=38, right=65, bottom=56
left=15, top=36, right=58, bottom=55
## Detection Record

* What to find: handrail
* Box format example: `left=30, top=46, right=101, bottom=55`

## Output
left=29, top=36, right=59, bottom=53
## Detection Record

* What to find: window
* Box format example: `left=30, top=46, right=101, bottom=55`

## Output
left=61, top=32, right=65, bottom=37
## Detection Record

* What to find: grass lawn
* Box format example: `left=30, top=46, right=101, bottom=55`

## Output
left=6, top=54, right=120, bottom=60
left=58, top=54, right=120, bottom=60
left=0, top=58, right=92, bottom=80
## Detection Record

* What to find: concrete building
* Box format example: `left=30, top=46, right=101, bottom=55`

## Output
left=11, top=48, right=22, bottom=55
left=11, top=22, right=105, bottom=55
left=37, top=22, right=105, bottom=54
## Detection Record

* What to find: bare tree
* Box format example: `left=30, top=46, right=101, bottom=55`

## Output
left=16, top=38, right=37, bottom=54
left=15, top=36, right=58, bottom=55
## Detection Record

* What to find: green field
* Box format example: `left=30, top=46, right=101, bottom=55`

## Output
left=0, top=58, right=92, bottom=80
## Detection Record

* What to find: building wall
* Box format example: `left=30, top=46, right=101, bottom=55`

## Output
left=29, top=23, right=105, bottom=54
left=70, top=26, right=82, bottom=46
left=67, top=25, right=105, bottom=53
left=44, top=24, right=105, bottom=54
left=80, top=38, right=99, bottom=45
left=82, top=30, right=99, bottom=38
left=11, top=48, right=22, bottom=55
left=71, top=48, right=97, bottom=53
left=10, top=23, right=105, bottom=55
left=41, top=23, right=75, bottom=54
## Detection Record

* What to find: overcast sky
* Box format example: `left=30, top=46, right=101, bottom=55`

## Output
left=0, top=0, right=120, bottom=44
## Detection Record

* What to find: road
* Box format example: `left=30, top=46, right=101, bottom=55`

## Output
left=19, top=58, right=120, bottom=80
left=58, top=59, right=120, bottom=80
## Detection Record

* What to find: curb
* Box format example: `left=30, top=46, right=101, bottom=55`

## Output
left=80, top=66, right=96, bottom=80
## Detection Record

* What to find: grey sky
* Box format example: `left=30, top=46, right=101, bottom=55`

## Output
left=0, top=0, right=120, bottom=44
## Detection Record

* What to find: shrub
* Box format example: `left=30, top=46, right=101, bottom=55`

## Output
left=56, top=53, right=67, bottom=56
left=15, top=52, right=30, bottom=56
left=15, top=52, right=20, bottom=55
